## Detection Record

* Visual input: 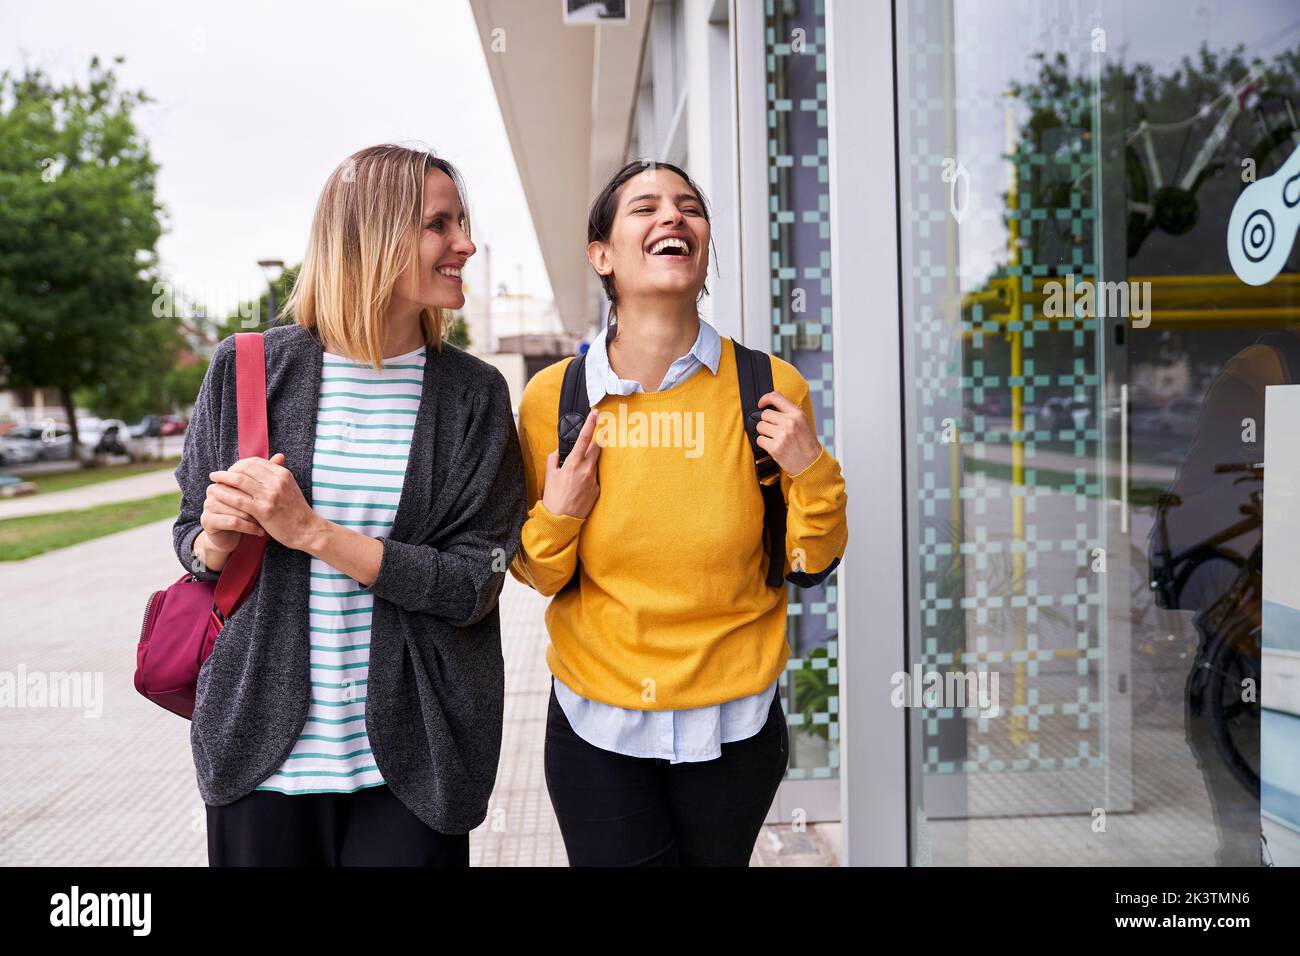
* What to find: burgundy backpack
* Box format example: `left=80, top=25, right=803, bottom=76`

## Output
left=134, top=332, right=269, bottom=718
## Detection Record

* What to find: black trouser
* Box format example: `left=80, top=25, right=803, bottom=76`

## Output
left=205, top=783, right=469, bottom=867
left=543, top=682, right=789, bottom=866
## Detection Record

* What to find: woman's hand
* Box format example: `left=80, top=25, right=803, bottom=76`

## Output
left=756, top=391, right=823, bottom=476
left=200, top=463, right=269, bottom=554
left=542, top=408, right=602, bottom=519
left=207, top=452, right=323, bottom=552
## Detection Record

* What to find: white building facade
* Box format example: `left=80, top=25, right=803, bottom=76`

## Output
left=472, top=0, right=1298, bottom=867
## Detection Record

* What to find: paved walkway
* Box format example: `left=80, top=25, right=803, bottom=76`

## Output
left=0, top=518, right=836, bottom=866
left=0, top=468, right=181, bottom=520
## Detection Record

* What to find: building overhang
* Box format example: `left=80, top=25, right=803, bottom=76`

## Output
left=469, top=0, right=651, bottom=337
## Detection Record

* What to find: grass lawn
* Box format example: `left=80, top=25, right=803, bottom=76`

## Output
left=25, top=457, right=181, bottom=495
left=0, top=492, right=180, bottom=561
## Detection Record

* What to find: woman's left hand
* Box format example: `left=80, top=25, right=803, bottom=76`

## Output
left=756, top=391, right=823, bottom=476
left=207, top=453, right=322, bottom=552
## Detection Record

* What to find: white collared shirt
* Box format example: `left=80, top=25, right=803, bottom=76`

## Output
left=551, top=317, right=779, bottom=763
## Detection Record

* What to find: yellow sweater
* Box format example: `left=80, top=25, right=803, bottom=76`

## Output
left=510, top=336, right=848, bottom=710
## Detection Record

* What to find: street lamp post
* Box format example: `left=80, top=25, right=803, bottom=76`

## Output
left=257, top=259, right=286, bottom=329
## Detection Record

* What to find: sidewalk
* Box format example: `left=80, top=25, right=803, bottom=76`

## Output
left=0, top=518, right=836, bottom=866
left=0, top=468, right=180, bottom=520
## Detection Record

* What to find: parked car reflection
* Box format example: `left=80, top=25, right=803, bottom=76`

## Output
left=1133, top=397, right=1201, bottom=438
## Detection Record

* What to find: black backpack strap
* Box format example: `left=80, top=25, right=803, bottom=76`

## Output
left=557, top=352, right=590, bottom=467
left=733, top=337, right=842, bottom=590
left=733, top=337, right=788, bottom=588
left=555, top=352, right=591, bottom=593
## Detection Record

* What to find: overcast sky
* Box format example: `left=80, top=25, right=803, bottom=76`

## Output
left=1, top=0, right=552, bottom=319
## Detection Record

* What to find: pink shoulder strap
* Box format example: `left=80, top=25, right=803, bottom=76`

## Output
left=211, top=333, right=269, bottom=622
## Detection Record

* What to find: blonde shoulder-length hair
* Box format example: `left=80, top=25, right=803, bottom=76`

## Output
left=283, top=143, right=472, bottom=369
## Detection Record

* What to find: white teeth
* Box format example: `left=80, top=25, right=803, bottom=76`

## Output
left=650, top=237, right=689, bottom=256
left=437, top=267, right=461, bottom=278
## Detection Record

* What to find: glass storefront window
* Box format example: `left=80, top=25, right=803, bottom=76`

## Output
left=895, top=0, right=1299, bottom=865
left=765, top=0, right=841, bottom=784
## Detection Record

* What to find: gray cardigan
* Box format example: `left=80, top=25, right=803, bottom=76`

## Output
left=173, top=321, right=526, bottom=833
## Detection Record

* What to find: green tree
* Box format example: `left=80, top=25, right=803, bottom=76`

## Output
left=0, top=56, right=165, bottom=448
left=446, top=312, right=471, bottom=349
left=220, top=267, right=474, bottom=352
left=218, top=264, right=299, bottom=338
left=74, top=318, right=209, bottom=421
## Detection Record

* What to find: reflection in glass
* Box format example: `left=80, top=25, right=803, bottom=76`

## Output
left=765, top=0, right=841, bottom=783
left=894, top=0, right=1299, bottom=865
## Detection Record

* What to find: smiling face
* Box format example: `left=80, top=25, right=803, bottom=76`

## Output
left=587, top=168, right=710, bottom=307
left=391, top=167, right=475, bottom=314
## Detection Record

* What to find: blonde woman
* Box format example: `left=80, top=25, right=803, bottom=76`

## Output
left=173, top=144, right=526, bottom=866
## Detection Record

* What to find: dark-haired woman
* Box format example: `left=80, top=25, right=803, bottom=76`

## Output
left=510, top=160, right=849, bottom=866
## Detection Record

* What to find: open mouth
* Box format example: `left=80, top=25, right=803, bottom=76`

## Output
left=648, top=237, right=691, bottom=257
left=436, top=265, right=462, bottom=283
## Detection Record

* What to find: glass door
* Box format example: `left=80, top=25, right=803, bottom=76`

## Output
left=894, top=0, right=1298, bottom=865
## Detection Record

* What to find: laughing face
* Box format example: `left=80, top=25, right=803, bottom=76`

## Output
left=392, top=167, right=475, bottom=314
left=588, top=167, right=710, bottom=306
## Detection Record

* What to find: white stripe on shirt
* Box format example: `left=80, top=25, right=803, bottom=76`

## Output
left=258, top=344, right=425, bottom=795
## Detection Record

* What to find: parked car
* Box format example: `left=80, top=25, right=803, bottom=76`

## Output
left=1132, top=397, right=1201, bottom=438
left=1036, top=396, right=1092, bottom=434
left=130, top=414, right=187, bottom=438
left=76, top=418, right=144, bottom=461
left=76, top=417, right=106, bottom=448
left=0, top=424, right=74, bottom=463
left=0, top=436, right=40, bottom=467
left=970, top=393, right=1012, bottom=418
left=130, top=415, right=162, bottom=438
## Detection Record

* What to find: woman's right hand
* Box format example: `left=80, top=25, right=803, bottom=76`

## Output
left=200, top=473, right=267, bottom=554
left=542, top=407, right=602, bottom=519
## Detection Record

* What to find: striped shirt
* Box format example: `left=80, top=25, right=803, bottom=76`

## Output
left=257, top=343, right=426, bottom=795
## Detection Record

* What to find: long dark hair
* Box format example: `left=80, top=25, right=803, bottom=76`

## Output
left=586, top=159, right=715, bottom=344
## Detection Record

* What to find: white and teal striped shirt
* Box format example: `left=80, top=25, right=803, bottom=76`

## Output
left=258, top=343, right=426, bottom=795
